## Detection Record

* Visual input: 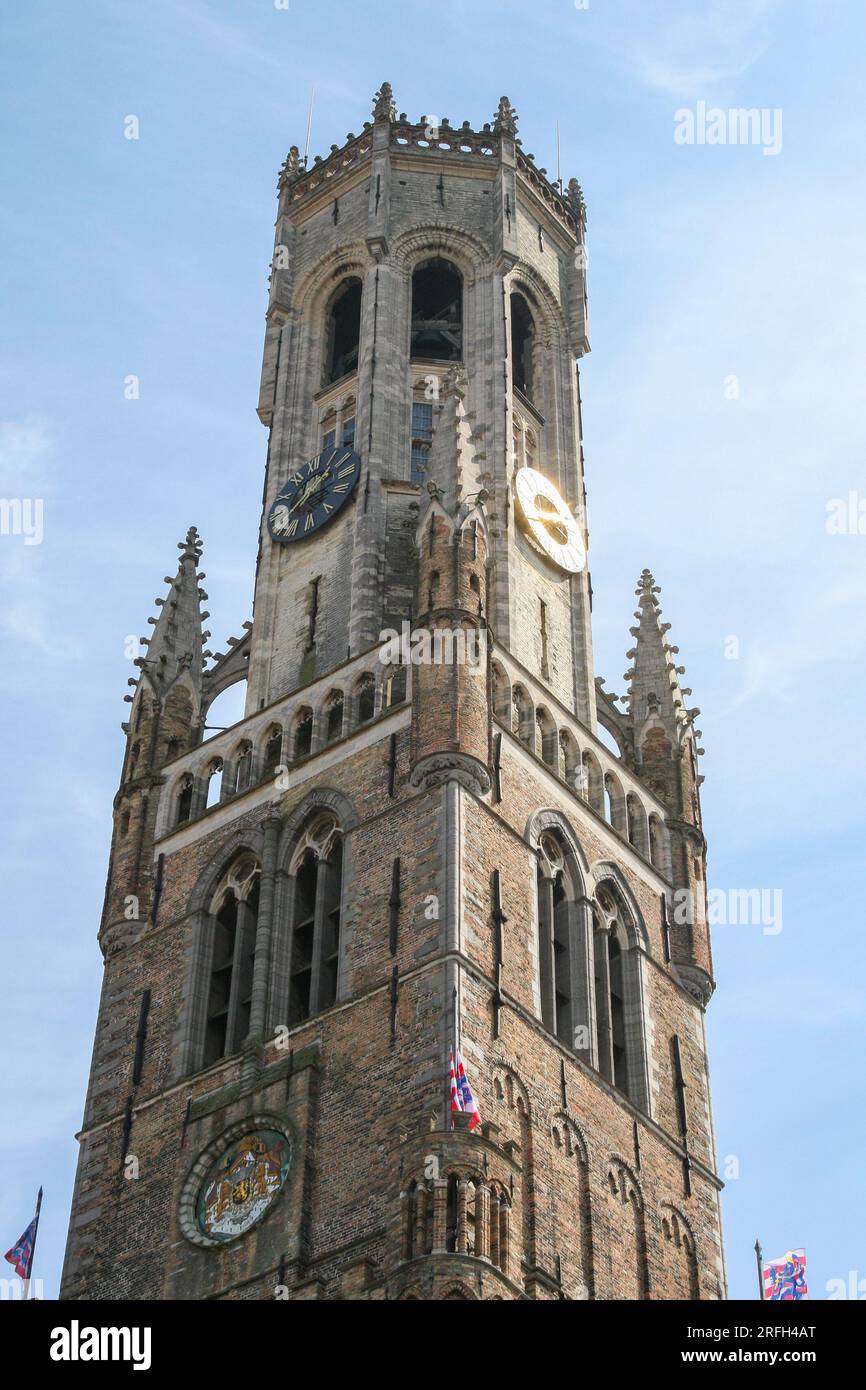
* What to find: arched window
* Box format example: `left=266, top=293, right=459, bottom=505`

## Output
left=512, top=685, right=533, bottom=748
left=324, top=691, right=344, bottom=744
left=524, top=428, right=537, bottom=470
left=582, top=750, right=604, bottom=814
left=203, top=857, right=260, bottom=1067
left=536, top=707, right=557, bottom=766
left=593, top=885, right=649, bottom=1105
left=205, top=758, right=223, bottom=809
left=649, top=814, right=668, bottom=874
left=325, top=278, right=362, bottom=384
left=559, top=730, right=579, bottom=787
left=176, top=774, right=194, bottom=826
left=627, top=793, right=649, bottom=857
left=411, top=259, right=462, bottom=361
left=532, top=829, right=651, bottom=1109
left=609, top=935, right=628, bottom=1092
left=355, top=672, right=376, bottom=725
left=286, top=815, right=343, bottom=1024
left=404, top=1179, right=418, bottom=1260
left=604, top=773, right=627, bottom=834
left=262, top=726, right=283, bottom=781
left=386, top=664, right=407, bottom=707
left=445, top=1174, right=460, bottom=1253
left=293, top=706, right=313, bottom=759
left=320, top=406, right=337, bottom=451
left=341, top=400, right=356, bottom=449
left=536, top=832, right=587, bottom=1051
left=491, top=661, right=511, bottom=722
left=510, top=292, right=535, bottom=398
left=410, top=387, right=435, bottom=483
left=233, top=741, right=252, bottom=795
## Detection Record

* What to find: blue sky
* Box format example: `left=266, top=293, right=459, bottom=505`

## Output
left=2, top=0, right=864, bottom=1301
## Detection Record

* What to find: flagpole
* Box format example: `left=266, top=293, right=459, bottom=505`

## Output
left=754, top=1238, right=764, bottom=1301
left=25, top=1187, right=43, bottom=1301
left=452, top=985, right=459, bottom=1054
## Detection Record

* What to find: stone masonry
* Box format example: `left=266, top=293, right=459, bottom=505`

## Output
left=61, top=85, right=725, bottom=1301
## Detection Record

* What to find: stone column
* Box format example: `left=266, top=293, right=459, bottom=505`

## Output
left=431, top=1179, right=448, bottom=1253
left=475, top=1183, right=490, bottom=1260
left=246, top=815, right=281, bottom=1042
left=572, top=895, right=598, bottom=1068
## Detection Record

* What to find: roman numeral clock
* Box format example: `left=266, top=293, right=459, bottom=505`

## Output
left=268, top=445, right=363, bottom=542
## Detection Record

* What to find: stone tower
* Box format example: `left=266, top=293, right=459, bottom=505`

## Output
left=62, top=86, right=725, bottom=1301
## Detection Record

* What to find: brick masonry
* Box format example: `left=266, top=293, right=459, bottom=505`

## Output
left=61, top=87, right=725, bottom=1301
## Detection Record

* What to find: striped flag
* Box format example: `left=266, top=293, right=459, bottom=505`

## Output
left=762, top=1249, right=808, bottom=1301
left=449, top=1045, right=482, bottom=1131
left=4, top=1189, right=42, bottom=1281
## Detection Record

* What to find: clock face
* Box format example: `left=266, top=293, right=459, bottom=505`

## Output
left=514, top=466, right=586, bottom=574
left=268, top=446, right=362, bottom=544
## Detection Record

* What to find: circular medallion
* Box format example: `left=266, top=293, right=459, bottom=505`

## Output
left=194, top=1129, right=291, bottom=1242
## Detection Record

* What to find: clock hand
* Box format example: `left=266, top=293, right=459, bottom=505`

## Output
left=290, top=468, right=332, bottom=513
left=522, top=505, right=567, bottom=525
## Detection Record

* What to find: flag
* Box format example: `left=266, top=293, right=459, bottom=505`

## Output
left=449, top=1045, right=482, bottom=1131
left=762, top=1249, right=808, bottom=1301
left=4, top=1205, right=39, bottom=1281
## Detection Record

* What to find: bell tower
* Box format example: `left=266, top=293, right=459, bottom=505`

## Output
left=62, top=85, right=725, bottom=1302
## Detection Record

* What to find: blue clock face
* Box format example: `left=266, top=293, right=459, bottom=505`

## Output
left=268, top=446, right=362, bottom=543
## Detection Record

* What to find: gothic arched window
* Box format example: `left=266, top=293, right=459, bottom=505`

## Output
left=510, top=292, right=535, bottom=399
left=355, top=672, right=376, bottom=725
left=233, top=740, right=253, bottom=795
left=536, top=832, right=587, bottom=1050
left=325, top=278, right=362, bottom=385
left=262, top=726, right=283, bottom=781
left=203, top=857, right=260, bottom=1067
left=205, top=758, right=223, bottom=809
left=286, top=815, right=344, bottom=1024
left=176, top=774, right=194, bottom=826
left=324, top=691, right=344, bottom=744
left=386, top=664, right=407, bottom=707
left=593, top=885, right=649, bottom=1106
left=293, top=706, right=313, bottom=759
left=532, top=831, right=651, bottom=1109
left=411, top=258, right=462, bottom=361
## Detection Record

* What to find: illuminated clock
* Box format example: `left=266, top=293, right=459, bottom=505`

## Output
left=268, top=445, right=362, bottom=543
left=514, top=466, right=586, bottom=574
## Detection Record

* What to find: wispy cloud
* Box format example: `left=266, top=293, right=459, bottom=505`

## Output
left=599, top=0, right=781, bottom=99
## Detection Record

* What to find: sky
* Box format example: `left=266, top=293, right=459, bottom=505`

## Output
left=1, top=0, right=864, bottom=1302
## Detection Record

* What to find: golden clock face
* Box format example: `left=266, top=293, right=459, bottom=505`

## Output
left=514, top=467, right=586, bottom=573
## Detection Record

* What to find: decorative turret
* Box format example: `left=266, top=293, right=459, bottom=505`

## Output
left=408, top=373, right=491, bottom=796
left=104, top=527, right=206, bottom=948
left=133, top=526, right=205, bottom=699
left=373, top=80, right=397, bottom=123
left=624, top=569, right=713, bottom=1004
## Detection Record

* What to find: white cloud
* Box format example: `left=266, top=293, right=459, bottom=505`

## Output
left=597, top=0, right=781, bottom=99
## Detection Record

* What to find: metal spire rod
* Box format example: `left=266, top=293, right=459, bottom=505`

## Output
left=303, top=87, right=315, bottom=168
